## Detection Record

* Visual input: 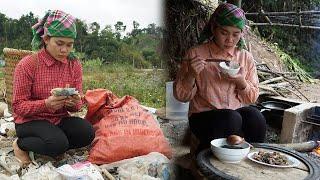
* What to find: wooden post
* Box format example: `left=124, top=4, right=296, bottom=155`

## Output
left=246, top=11, right=320, bottom=16
left=260, top=9, right=273, bottom=25
left=298, top=7, right=302, bottom=27
left=248, top=22, right=320, bottom=30
left=227, top=0, right=241, bottom=8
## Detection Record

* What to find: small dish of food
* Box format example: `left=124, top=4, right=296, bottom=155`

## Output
left=219, top=61, right=240, bottom=76
left=211, top=138, right=250, bottom=163
left=247, top=150, right=300, bottom=168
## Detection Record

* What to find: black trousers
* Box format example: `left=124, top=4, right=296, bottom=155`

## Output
left=15, top=117, right=95, bottom=157
left=189, top=106, right=266, bottom=153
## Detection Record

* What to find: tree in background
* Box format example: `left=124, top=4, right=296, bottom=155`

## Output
left=0, top=12, right=37, bottom=52
left=114, top=21, right=126, bottom=40
left=0, top=12, right=163, bottom=69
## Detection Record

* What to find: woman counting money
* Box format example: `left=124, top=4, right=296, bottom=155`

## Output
left=12, top=10, right=94, bottom=165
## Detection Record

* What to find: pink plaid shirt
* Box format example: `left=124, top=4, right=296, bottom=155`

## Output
left=13, top=48, right=83, bottom=125
left=174, top=42, right=259, bottom=115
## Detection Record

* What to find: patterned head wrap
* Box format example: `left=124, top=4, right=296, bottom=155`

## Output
left=200, top=3, right=247, bottom=49
left=211, top=3, right=246, bottom=31
left=31, top=10, right=77, bottom=59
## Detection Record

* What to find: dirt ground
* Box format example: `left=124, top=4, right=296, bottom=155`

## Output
left=290, top=80, right=320, bottom=102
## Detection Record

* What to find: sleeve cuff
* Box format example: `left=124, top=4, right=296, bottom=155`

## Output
left=182, top=81, right=196, bottom=90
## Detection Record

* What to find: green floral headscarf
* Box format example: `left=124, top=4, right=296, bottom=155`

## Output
left=200, top=3, right=247, bottom=49
left=31, top=10, right=77, bottom=60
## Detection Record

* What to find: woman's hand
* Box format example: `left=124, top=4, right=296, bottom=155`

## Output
left=189, top=56, right=207, bottom=78
left=45, top=96, right=67, bottom=111
left=221, top=67, right=247, bottom=90
left=64, top=94, right=81, bottom=108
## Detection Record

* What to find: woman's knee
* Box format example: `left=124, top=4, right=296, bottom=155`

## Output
left=220, top=109, right=242, bottom=124
left=216, top=109, right=243, bottom=134
left=238, top=106, right=266, bottom=142
left=79, top=122, right=95, bottom=146
left=45, top=134, right=69, bottom=157
left=238, top=106, right=266, bottom=125
left=60, top=117, right=95, bottom=148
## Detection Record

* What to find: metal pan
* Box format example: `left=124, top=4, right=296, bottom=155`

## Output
left=259, top=101, right=292, bottom=113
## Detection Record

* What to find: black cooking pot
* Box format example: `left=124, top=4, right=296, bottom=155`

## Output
left=257, top=101, right=292, bottom=129
left=259, top=101, right=292, bottom=115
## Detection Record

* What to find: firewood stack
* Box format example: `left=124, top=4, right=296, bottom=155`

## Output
left=256, top=63, right=311, bottom=102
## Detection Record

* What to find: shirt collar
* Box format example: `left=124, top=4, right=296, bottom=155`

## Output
left=210, top=41, right=237, bottom=59
left=38, top=48, right=68, bottom=66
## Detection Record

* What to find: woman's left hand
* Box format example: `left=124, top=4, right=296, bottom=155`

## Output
left=64, top=94, right=81, bottom=108
left=221, top=67, right=247, bottom=90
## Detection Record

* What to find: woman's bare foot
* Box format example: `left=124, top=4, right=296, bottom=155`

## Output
left=13, top=139, right=31, bottom=165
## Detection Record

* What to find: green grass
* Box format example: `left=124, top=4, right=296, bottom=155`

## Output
left=269, top=44, right=314, bottom=83
left=82, top=59, right=167, bottom=108
left=0, top=60, right=166, bottom=108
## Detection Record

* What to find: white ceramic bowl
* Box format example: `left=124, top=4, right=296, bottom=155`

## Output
left=219, top=62, right=240, bottom=76
left=210, top=138, right=250, bottom=163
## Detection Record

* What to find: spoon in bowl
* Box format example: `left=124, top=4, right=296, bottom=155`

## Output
left=227, top=135, right=244, bottom=145
left=226, top=135, right=253, bottom=148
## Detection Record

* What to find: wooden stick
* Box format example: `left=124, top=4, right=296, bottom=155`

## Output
left=298, top=7, right=302, bottom=26
left=205, top=58, right=229, bottom=62
left=101, top=168, right=116, bottom=180
left=257, top=71, right=273, bottom=77
left=301, top=120, right=320, bottom=127
left=267, top=82, right=290, bottom=88
left=0, top=154, right=13, bottom=175
left=274, top=86, right=302, bottom=99
left=257, top=69, right=299, bottom=80
left=182, top=58, right=229, bottom=62
left=268, top=141, right=319, bottom=152
left=258, top=85, right=282, bottom=96
left=256, top=65, right=302, bottom=76
left=248, top=22, right=320, bottom=30
left=257, top=68, right=285, bottom=75
left=262, top=74, right=308, bottom=100
left=259, top=85, right=287, bottom=97
left=260, top=9, right=273, bottom=25
left=274, top=89, right=286, bottom=97
left=283, top=87, right=302, bottom=97
left=260, top=76, right=284, bottom=85
left=259, top=91, right=275, bottom=96
left=283, top=79, right=310, bottom=102
left=0, top=162, right=13, bottom=175
left=246, top=10, right=320, bottom=16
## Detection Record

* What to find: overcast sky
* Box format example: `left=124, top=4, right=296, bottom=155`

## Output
left=0, top=0, right=163, bottom=32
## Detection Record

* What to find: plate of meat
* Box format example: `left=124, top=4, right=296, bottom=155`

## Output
left=247, top=150, right=300, bottom=168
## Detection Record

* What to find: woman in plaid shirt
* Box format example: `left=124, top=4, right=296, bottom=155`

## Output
left=174, top=3, right=266, bottom=154
left=12, top=10, right=94, bottom=165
